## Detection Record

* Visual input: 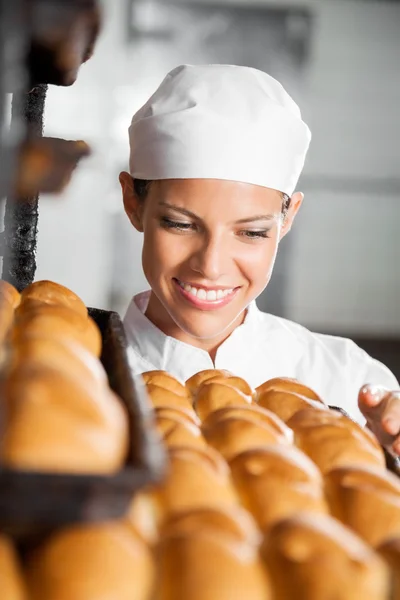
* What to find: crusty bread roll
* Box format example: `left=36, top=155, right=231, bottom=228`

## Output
left=0, top=535, right=27, bottom=600
left=287, top=409, right=385, bottom=473
left=194, top=382, right=252, bottom=421
left=20, top=280, right=87, bottom=317
left=324, top=465, right=400, bottom=547
left=186, top=369, right=232, bottom=395
left=26, top=522, right=155, bottom=600
left=229, top=446, right=327, bottom=530
left=203, top=375, right=253, bottom=397
left=12, top=304, right=101, bottom=356
left=146, top=384, right=195, bottom=414
left=155, top=406, right=200, bottom=427
left=142, top=371, right=189, bottom=398
left=0, top=367, right=128, bottom=474
left=203, top=416, right=289, bottom=461
left=0, top=281, right=20, bottom=347
left=378, top=538, right=400, bottom=600
left=157, top=531, right=271, bottom=600
left=261, top=513, right=389, bottom=600
left=153, top=446, right=238, bottom=521
left=156, top=415, right=206, bottom=449
left=6, top=336, right=107, bottom=388
left=203, top=404, right=292, bottom=440
left=256, top=377, right=322, bottom=402
left=257, top=390, right=327, bottom=422
left=161, top=505, right=261, bottom=547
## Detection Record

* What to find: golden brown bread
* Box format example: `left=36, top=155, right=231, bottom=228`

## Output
left=194, top=382, right=252, bottom=421
left=287, top=409, right=385, bottom=473
left=146, top=384, right=195, bottom=414
left=202, top=404, right=292, bottom=440
left=324, top=465, right=400, bottom=547
left=0, top=281, right=21, bottom=347
left=157, top=531, right=271, bottom=600
left=256, top=377, right=322, bottom=402
left=203, top=375, right=253, bottom=397
left=20, top=280, right=87, bottom=317
left=154, top=406, right=200, bottom=427
left=26, top=522, right=155, bottom=600
left=0, top=367, right=128, bottom=474
left=153, top=445, right=238, bottom=521
left=185, top=369, right=232, bottom=395
left=257, top=390, right=327, bottom=422
left=202, top=416, right=289, bottom=461
left=5, top=336, right=107, bottom=388
left=142, top=371, right=189, bottom=397
left=127, top=491, right=160, bottom=546
left=0, top=535, right=27, bottom=600
left=229, top=446, right=327, bottom=530
left=378, top=538, right=400, bottom=600
left=12, top=303, right=101, bottom=356
left=156, top=415, right=206, bottom=449
left=160, top=505, right=261, bottom=547
left=261, top=513, right=389, bottom=600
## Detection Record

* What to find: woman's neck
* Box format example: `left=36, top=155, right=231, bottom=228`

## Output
left=144, top=291, right=246, bottom=360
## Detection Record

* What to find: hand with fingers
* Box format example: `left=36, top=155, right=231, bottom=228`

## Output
left=359, top=384, right=400, bottom=455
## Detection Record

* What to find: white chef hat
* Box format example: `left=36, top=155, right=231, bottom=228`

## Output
left=129, top=64, right=311, bottom=197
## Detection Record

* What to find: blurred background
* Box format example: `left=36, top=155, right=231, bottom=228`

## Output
left=14, top=0, right=400, bottom=374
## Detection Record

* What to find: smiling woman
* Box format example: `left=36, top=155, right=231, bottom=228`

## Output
left=120, top=64, right=400, bottom=453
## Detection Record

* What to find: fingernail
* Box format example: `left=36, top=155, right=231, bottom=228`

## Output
left=361, top=384, right=386, bottom=404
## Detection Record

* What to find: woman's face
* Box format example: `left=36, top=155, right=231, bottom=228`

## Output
left=120, top=175, right=302, bottom=348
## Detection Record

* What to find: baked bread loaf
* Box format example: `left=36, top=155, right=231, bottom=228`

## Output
left=256, top=377, right=322, bottom=402
left=26, top=522, right=155, bottom=600
left=142, top=371, right=189, bottom=397
left=287, top=409, right=385, bottom=473
left=229, top=446, right=327, bottom=530
left=0, top=535, right=27, bottom=600
left=257, top=390, right=327, bottom=423
left=324, top=465, right=400, bottom=547
left=20, top=280, right=87, bottom=317
left=155, top=406, right=201, bottom=427
left=202, top=404, right=292, bottom=441
left=194, top=382, right=252, bottom=421
left=157, top=530, right=271, bottom=600
left=0, top=366, right=128, bottom=473
left=156, top=415, right=206, bottom=449
left=12, top=303, right=101, bottom=356
left=378, top=538, right=400, bottom=600
left=202, top=416, right=289, bottom=461
left=203, top=375, right=253, bottom=397
left=0, top=281, right=20, bottom=347
left=146, top=384, right=195, bottom=414
left=261, top=513, right=389, bottom=600
left=186, top=369, right=232, bottom=395
left=153, top=446, right=238, bottom=521
left=160, top=505, right=261, bottom=547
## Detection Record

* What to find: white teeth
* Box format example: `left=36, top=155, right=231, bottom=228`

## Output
left=197, top=289, right=207, bottom=300
left=178, top=280, right=235, bottom=301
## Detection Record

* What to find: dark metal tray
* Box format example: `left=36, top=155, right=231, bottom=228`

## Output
left=0, top=308, right=166, bottom=542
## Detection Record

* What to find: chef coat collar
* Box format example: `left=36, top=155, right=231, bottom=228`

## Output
left=124, top=290, right=262, bottom=377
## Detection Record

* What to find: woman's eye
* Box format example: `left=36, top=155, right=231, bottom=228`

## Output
left=160, top=217, right=194, bottom=231
left=240, top=230, right=270, bottom=239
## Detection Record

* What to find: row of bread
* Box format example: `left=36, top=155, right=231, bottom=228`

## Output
left=0, top=279, right=129, bottom=474
left=136, top=368, right=400, bottom=599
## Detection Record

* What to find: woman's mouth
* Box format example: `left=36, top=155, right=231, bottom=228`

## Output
left=173, top=278, right=239, bottom=310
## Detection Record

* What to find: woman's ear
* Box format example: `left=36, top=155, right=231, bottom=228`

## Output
left=119, top=171, right=144, bottom=232
left=280, top=191, right=304, bottom=240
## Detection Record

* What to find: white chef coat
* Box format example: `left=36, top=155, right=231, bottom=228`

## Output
left=123, top=291, right=399, bottom=425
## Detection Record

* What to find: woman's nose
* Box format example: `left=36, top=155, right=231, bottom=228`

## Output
left=188, top=234, right=229, bottom=281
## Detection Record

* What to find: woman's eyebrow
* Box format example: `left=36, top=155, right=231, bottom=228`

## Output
left=158, top=201, right=199, bottom=220
left=234, top=214, right=276, bottom=224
